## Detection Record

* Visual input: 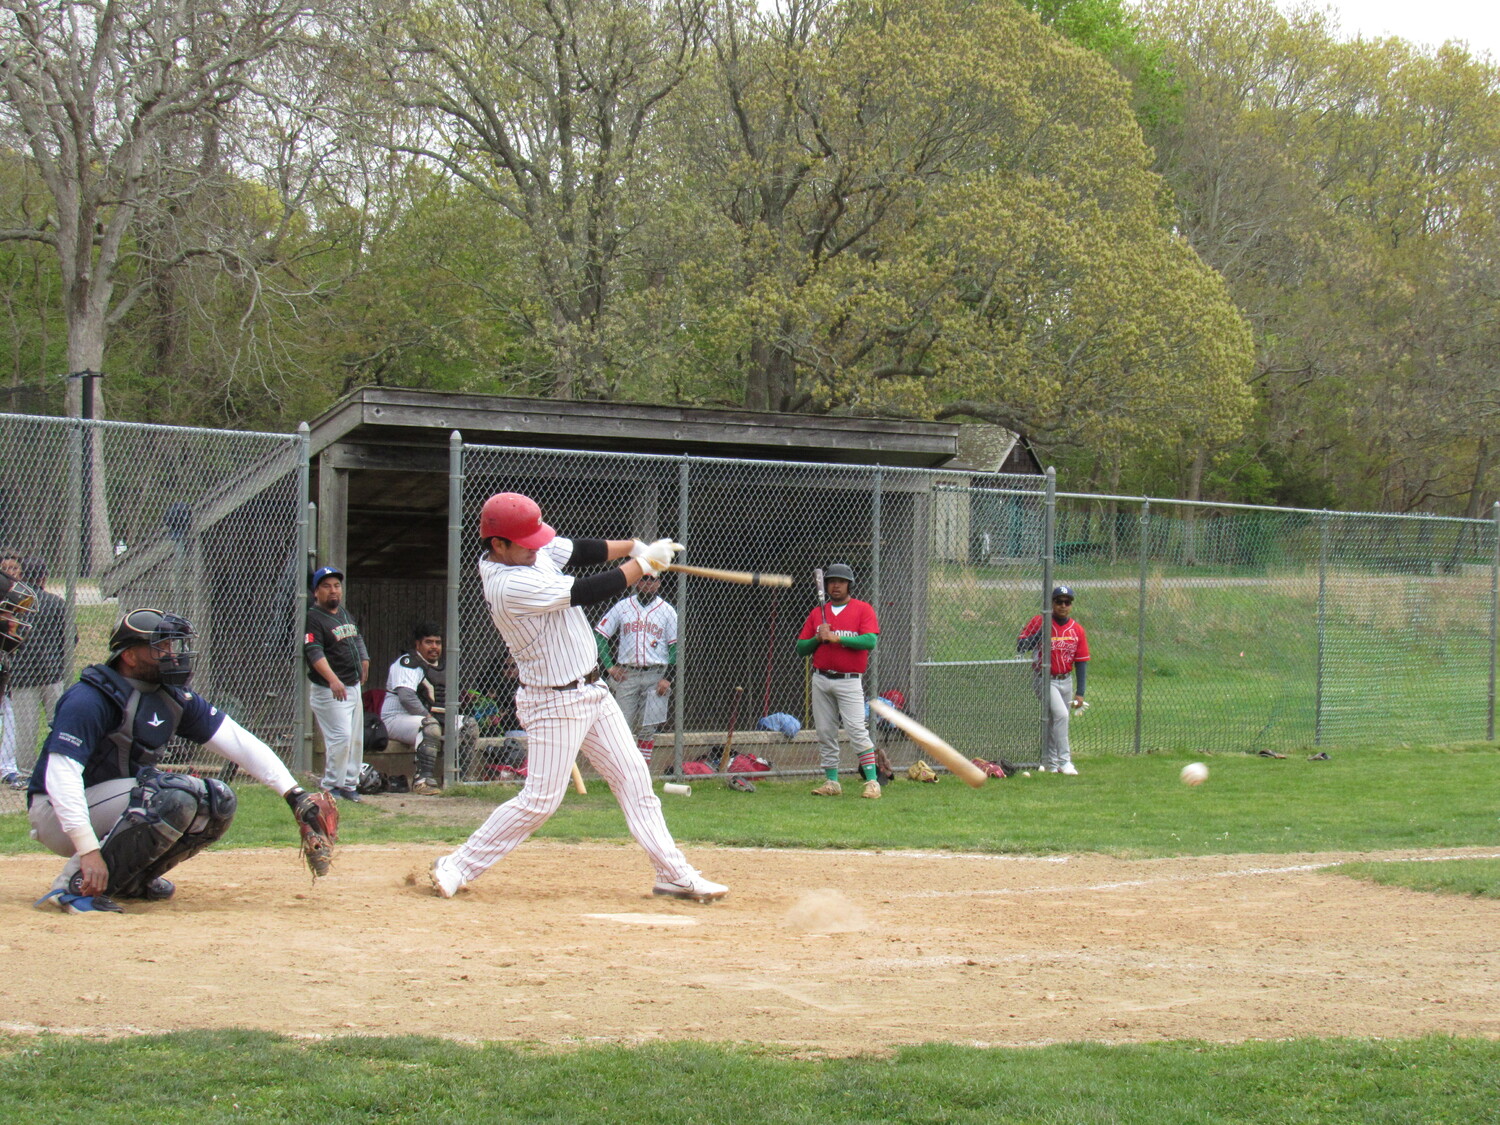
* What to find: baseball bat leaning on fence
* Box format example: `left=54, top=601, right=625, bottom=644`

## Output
left=868, top=698, right=987, bottom=788
left=721, top=686, right=744, bottom=773
left=571, top=764, right=587, bottom=794
left=665, top=564, right=793, bottom=588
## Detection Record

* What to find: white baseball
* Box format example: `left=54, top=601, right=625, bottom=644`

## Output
left=1020, top=771, right=1031, bottom=778
left=1180, top=762, right=1208, bottom=786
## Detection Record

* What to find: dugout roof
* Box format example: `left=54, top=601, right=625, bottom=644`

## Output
left=304, top=387, right=1040, bottom=670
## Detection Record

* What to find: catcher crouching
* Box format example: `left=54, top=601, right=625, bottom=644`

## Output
left=24, top=608, right=337, bottom=914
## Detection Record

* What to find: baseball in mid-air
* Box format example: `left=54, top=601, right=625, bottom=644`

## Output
left=1180, top=762, right=1209, bottom=786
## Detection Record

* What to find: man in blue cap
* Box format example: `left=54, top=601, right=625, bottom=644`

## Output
left=304, top=565, right=369, bottom=800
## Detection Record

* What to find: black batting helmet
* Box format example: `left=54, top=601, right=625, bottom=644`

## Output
left=107, top=608, right=198, bottom=686
left=824, top=563, right=856, bottom=585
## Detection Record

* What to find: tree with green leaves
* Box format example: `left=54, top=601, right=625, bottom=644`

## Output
left=671, top=0, right=1252, bottom=454
left=363, top=0, right=711, bottom=400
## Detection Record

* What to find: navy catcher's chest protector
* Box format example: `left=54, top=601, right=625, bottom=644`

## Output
left=78, top=663, right=186, bottom=785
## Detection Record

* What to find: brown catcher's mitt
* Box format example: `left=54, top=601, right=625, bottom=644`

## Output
left=906, top=760, right=938, bottom=783
left=287, top=788, right=339, bottom=877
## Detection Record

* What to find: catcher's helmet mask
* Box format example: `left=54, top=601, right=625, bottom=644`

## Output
left=108, top=608, right=198, bottom=686
left=0, top=574, right=36, bottom=655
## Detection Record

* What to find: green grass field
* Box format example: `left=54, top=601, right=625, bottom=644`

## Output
left=1, top=1031, right=1496, bottom=1124
left=3, top=742, right=1500, bottom=1121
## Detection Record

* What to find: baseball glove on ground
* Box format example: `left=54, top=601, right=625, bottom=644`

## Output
left=906, top=760, right=938, bottom=783
left=287, top=788, right=339, bottom=877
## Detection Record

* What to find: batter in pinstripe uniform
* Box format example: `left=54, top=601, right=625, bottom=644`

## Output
left=430, top=493, right=727, bottom=903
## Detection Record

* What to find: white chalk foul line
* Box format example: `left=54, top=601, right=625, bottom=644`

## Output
left=909, top=852, right=1500, bottom=898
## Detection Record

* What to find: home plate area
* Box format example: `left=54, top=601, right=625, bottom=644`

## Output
left=3, top=841, right=1499, bottom=1050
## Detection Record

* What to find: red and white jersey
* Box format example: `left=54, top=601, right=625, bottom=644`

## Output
left=478, top=537, right=597, bottom=687
left=797, top=598, right=880, bottom=674
left=1019, top=614, right=1090, bottom=676
left=596, top=593, right=678, bottom=665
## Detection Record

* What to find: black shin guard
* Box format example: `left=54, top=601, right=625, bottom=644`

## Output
left=99, top=770, right=236, bottom=898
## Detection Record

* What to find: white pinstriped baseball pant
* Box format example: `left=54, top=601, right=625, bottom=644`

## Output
left=445, top=681, right=695, bottom=884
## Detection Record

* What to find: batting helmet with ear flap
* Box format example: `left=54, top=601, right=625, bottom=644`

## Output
left=480, top=492, right=555, bottom=549
left=107, top=608, right=198, bottom=686
left=0, top=574, right=36, bottom=655
left=824, top=563, right=856, bottom=585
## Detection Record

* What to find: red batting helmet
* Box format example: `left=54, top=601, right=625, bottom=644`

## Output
left=479, top=492, right=555, bottom=549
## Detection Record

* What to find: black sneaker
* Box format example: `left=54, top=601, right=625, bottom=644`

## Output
left=144, top=877, right=175, bottom=900
left=338, top=787, right=363, bottom=803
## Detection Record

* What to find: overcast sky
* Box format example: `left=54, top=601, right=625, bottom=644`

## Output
left=1292, top=0, right=1499, bottom=58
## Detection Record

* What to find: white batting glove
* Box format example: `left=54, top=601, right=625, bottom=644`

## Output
left=636, top=538, right=683, bottom=576
left=1072, top=700, right=1090, bottom=714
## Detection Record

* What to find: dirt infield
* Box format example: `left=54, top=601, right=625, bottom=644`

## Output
left=4, top=839, right=1500, bottom=1051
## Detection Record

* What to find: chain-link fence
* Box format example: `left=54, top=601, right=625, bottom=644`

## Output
left=447, top=453, right=1498, bottom=782
left=3, top=412, right=1496, bottom=805
left=447, top=444, right=1048, bottom=783
left=0, top=414, right=307, bottom=813
left=1046, top=494, right=1499, bottom=757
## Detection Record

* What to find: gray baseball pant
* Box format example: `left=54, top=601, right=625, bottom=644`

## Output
left=310, top=683, right=364, bottom=792
left=811, top=673, right=873, bottom=772
left=1035, top=672, right=1074, bottom=772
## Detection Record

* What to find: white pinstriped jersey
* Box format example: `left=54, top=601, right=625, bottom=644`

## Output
left=478, top=538, right=598, bottom=687
left=595, top=594, right=677, bottom=666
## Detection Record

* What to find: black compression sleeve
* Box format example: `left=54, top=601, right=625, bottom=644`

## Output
left=568, top=538, right=610, bottom=567
left=570, top=568, right=628, bottom=607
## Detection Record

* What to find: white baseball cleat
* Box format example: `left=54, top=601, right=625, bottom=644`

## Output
left=1058, top=762, right=1079, bottom=775
left=430, top=855, right=466, bottom=898
left=652, top=871, right=729, bottom=903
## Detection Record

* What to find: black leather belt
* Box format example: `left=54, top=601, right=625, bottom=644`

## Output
left=814, top=669, right=861, bottom=680
left=547, top=668, right=603, bottom=691
left=620, top=663, right=664, bottom=671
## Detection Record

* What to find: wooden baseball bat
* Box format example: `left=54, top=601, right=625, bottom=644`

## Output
left=665, top=564, right=793, bottom=588
left=571, top=764, right=587, bottom=795
left=721, top=685, right=744, bottom=775
left=868, top=697, right=987, bottom=788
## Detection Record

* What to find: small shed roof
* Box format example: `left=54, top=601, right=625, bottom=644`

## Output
left=306, top=387, right=964, bottom=467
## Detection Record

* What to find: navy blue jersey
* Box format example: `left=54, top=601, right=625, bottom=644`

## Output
left=28, top=669, right=226, bottom=799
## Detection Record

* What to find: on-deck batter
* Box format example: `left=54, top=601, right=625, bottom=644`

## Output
left=795, top=563, right=882, bottom=799
left=430, top=492, right=727, bottom=903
